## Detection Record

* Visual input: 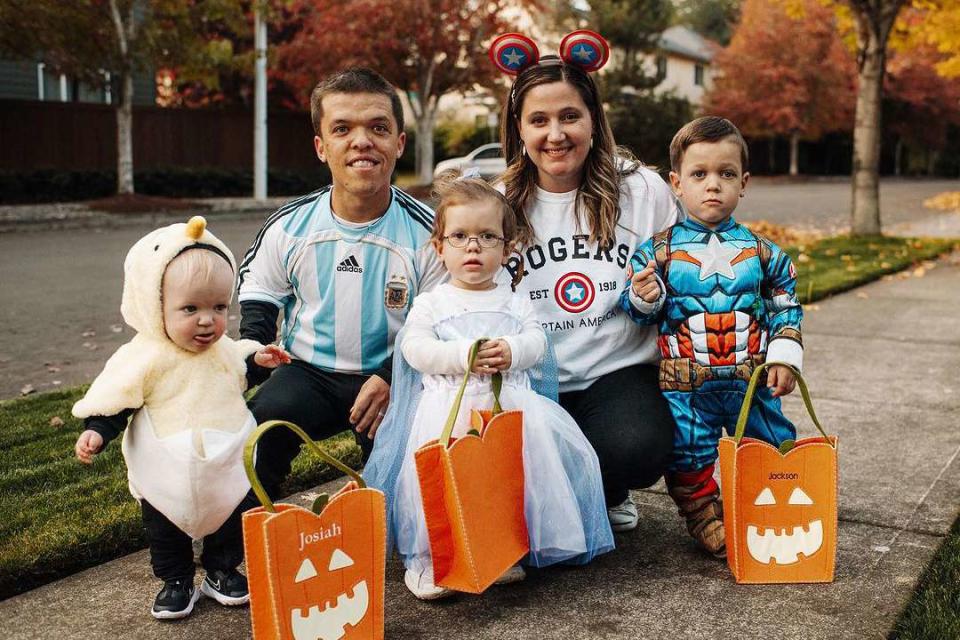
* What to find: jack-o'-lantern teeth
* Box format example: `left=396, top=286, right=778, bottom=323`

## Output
left=291, top=579, right=369, bottom=640
left=746, top=520, right=823, bottom=565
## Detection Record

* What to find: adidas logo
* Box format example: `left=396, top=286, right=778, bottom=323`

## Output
left=336, top=255, right=363, bottom=273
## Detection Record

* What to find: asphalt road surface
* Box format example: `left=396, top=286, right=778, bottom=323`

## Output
left=1, top=177, right=956, bottom=400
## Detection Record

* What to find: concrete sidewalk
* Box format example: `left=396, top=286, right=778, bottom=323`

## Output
left=2, top=251, right=958, bottom=639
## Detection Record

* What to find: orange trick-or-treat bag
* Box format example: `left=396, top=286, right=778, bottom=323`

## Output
left=719, top=363, right=838, bottom=584
left=414, top=339, right=529, bottom=593
left=243, top=421, right=386, bottom=640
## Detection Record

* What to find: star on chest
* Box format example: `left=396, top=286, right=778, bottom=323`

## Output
left=686, top=234, right=747, bottom=280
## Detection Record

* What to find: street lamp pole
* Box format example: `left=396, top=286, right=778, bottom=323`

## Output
left=253, top=3, right=268, bottom=200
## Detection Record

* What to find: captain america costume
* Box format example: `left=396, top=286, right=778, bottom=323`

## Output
left=620, top=216, right=803, bottom=473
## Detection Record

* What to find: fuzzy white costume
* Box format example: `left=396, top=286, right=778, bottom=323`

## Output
left=73, top=216, right=262, bottom=539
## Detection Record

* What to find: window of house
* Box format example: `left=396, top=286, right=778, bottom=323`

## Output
left=694, top=63, right=704, bottom=87
left=656, top=55, right=667, bottom=79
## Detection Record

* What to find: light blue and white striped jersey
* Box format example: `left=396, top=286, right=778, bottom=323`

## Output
left=238, top=186, right=444, bottom=375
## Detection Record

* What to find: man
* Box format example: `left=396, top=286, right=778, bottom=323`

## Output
left=239, top=68, right=443, bottom=499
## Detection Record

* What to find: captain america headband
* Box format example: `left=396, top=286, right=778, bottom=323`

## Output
left=489, top=30, right=610, bottom=76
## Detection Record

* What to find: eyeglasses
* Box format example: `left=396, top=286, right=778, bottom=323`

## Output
left=442, top=232, right=506, bottom=249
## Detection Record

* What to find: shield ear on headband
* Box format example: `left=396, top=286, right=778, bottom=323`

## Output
left=489, top=33, right=540, bottom=75
left=559, top=30, right=610, bottom=73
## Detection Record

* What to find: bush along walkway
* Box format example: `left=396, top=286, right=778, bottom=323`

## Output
left=0, top=239, right=958, bottom=640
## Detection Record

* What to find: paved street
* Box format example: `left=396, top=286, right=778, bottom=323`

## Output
left=3, top=249, right=958, bottom=639
left=0, top=177, right=957, bottom=400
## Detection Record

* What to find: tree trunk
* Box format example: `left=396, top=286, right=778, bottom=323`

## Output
left=894, top=137, right=903, bottom=176
left=116, top=71, right=134, bottom=195
left=415, top=109, right=437, bottom=185
left=768, top=138, right=776, bottom=174
left=789, top=132, right=800, bottom=176
left=849, top=0, right=905, bottom=236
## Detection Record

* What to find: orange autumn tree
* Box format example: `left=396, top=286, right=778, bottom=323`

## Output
left=704, top=0, right=856, bottom=176
left=274, top=0, right=518, bottom=184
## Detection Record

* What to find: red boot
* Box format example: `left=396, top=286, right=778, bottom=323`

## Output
left=666, top=465, right=726, bottom=559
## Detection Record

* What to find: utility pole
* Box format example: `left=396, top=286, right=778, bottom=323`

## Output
left=253, top=3, right=268, bottom=200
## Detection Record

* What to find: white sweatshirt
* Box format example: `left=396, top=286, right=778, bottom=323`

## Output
left=505, top=167, right=680, bottom=392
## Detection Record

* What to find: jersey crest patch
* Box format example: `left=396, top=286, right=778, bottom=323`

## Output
left=385, top=274, right=409, bottom=309
left=554, top=272, right=595, bottom=313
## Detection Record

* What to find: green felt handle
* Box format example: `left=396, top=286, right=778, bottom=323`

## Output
left=732, top=362, right=833, bottom=447
left=244, top=420, right=364, bottom=513
left=439, top=339, right=504, bottom=448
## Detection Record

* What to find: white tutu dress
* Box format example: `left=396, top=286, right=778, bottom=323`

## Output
left=364, top=283, right=613, bottom=574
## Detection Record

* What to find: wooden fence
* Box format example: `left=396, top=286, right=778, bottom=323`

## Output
left=0, top=100, right=319, bottom=172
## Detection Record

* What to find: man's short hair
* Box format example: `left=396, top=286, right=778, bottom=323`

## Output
left=310, top=68, right=404, bottom=136
left=670, top=116, right=749, bottom=173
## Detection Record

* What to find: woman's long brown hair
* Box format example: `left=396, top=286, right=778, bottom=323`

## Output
left=500, top=58, right=639, bottom=249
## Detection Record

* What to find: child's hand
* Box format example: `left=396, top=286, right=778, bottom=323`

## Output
left=75, top=430, right=104, bottom=465
left=473, top=339, right=512, bottom=375
left=631, top=260, right=661, bottom=302
left=767, top=364, right=797, bottom=398
left=254, top=344, right=291, bottom=369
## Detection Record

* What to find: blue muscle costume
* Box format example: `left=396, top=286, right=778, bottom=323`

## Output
left=620, top=217, right=803, bottom=473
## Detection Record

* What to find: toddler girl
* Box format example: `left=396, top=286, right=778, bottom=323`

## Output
left=364, top=174, right=613, bottom=600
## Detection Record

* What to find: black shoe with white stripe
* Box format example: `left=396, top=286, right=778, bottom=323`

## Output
left=200, top=569, right=250, bottom=606
left=151, top=579, right=199, bottom=620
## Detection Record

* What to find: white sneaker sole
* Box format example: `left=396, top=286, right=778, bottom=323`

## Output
left=403, top=570, right=454, bottom=601
left=200, top=579, right=250, bottom=606
left=151, top=587, right=199, bottom=620
left=610, top=518, right=639, bottom=533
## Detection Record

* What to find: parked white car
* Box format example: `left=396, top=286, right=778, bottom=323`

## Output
left=433, top=143, right=506, bottom=180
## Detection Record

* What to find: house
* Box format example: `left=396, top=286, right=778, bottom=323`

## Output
left=0, top=58, right=155, bottom=105
left=649, top=25, right=715, bottom=106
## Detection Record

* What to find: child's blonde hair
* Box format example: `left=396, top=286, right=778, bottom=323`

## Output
left=430, top=170, right=523, bottom=290
left=430, top=171, right=517, bottom=245
left=163, top=247, right=235, bottom=292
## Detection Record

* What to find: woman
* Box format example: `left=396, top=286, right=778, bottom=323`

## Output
left=500, top=55, right=679, bottom=531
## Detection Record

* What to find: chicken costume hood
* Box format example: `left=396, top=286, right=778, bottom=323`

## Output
left=73, top=216, right=263, bottom=539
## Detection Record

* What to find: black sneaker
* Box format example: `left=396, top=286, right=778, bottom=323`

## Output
left=200, top=569, right=250, bottom=606
left=151, top=579, right=199, bottom=620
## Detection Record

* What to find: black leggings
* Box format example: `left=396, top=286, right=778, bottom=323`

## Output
left=559, top=363, right=675, bottom=507
left=248, top=360, right=375, bottom=500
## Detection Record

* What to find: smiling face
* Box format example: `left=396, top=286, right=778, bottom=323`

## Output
left=518, top=80, right=594, bottom=193
left=314, top=91, right=406, bottom=219
left=670, top=136, right=749, bottom=228
left=433, top=199, right=510, bottom=291
left=161, top=251, right=233, bottom=353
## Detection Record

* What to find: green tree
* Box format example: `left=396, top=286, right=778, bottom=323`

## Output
left=673, top=0, right=741, bottom=46
left=0, top=0, right=240, bottom=195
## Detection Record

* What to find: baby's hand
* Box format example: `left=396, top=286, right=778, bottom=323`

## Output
left=631, top=260, right=661, bottom=303
left=254, top=344, right=292, bottom=369
left=473, top=339, right=512, bottom=375
left=75, top=430, right=104, bottom=465
left=767, top=364, right=797, bottom=398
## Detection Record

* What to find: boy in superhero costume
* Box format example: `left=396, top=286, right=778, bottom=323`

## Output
left=620, top=117, right=803, bottom=558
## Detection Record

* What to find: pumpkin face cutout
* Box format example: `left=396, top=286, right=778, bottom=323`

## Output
left=244, top=482, right=386, bottom=640
left=745, top=485, right=823, bottom=565
left=718, top=435, right=838, bottom=583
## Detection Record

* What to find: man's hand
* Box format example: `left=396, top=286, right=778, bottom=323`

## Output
left=631, top=260, right=661, bottom=303
left=350, top=374, right=390, bottom=438
left=75, top=430, right=104, bottom=464
left=473, top=339, right=512, bottom=375
left=254, top=344, right=292, bottom=369
left=767, top=364, right=797, bottom=398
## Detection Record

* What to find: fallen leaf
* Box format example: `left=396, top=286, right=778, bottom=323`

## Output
left=856, top=292, right=869, bottom=299
left=52, top=380, right=62, bottom=386
left=110, top=324, right=123, bottom=333
left=47, top=366, right=61, bottom=373
left=20, top=384, right=35, bottom=396
left=846, top=265, right=858, bottom=271
left=880, top=262, right=891, bottom=268
left=806, top=304, right=821, bottom=311
left=797, top=253, right=811, bottom=263
left=49, top=416, right=64, bottom=428
left=913, top=267, right=926, bottom=278
left=82, top=329, right=96, bottom=337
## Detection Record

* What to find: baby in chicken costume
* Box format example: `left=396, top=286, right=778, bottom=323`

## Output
left=73, top=216, right=289, bottom=620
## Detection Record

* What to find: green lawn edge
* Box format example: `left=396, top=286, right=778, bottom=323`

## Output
left=0, top=234, right=956, bottom=603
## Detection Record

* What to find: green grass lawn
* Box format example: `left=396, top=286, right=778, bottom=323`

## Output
left=0, top=234, right=956, bottom=606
